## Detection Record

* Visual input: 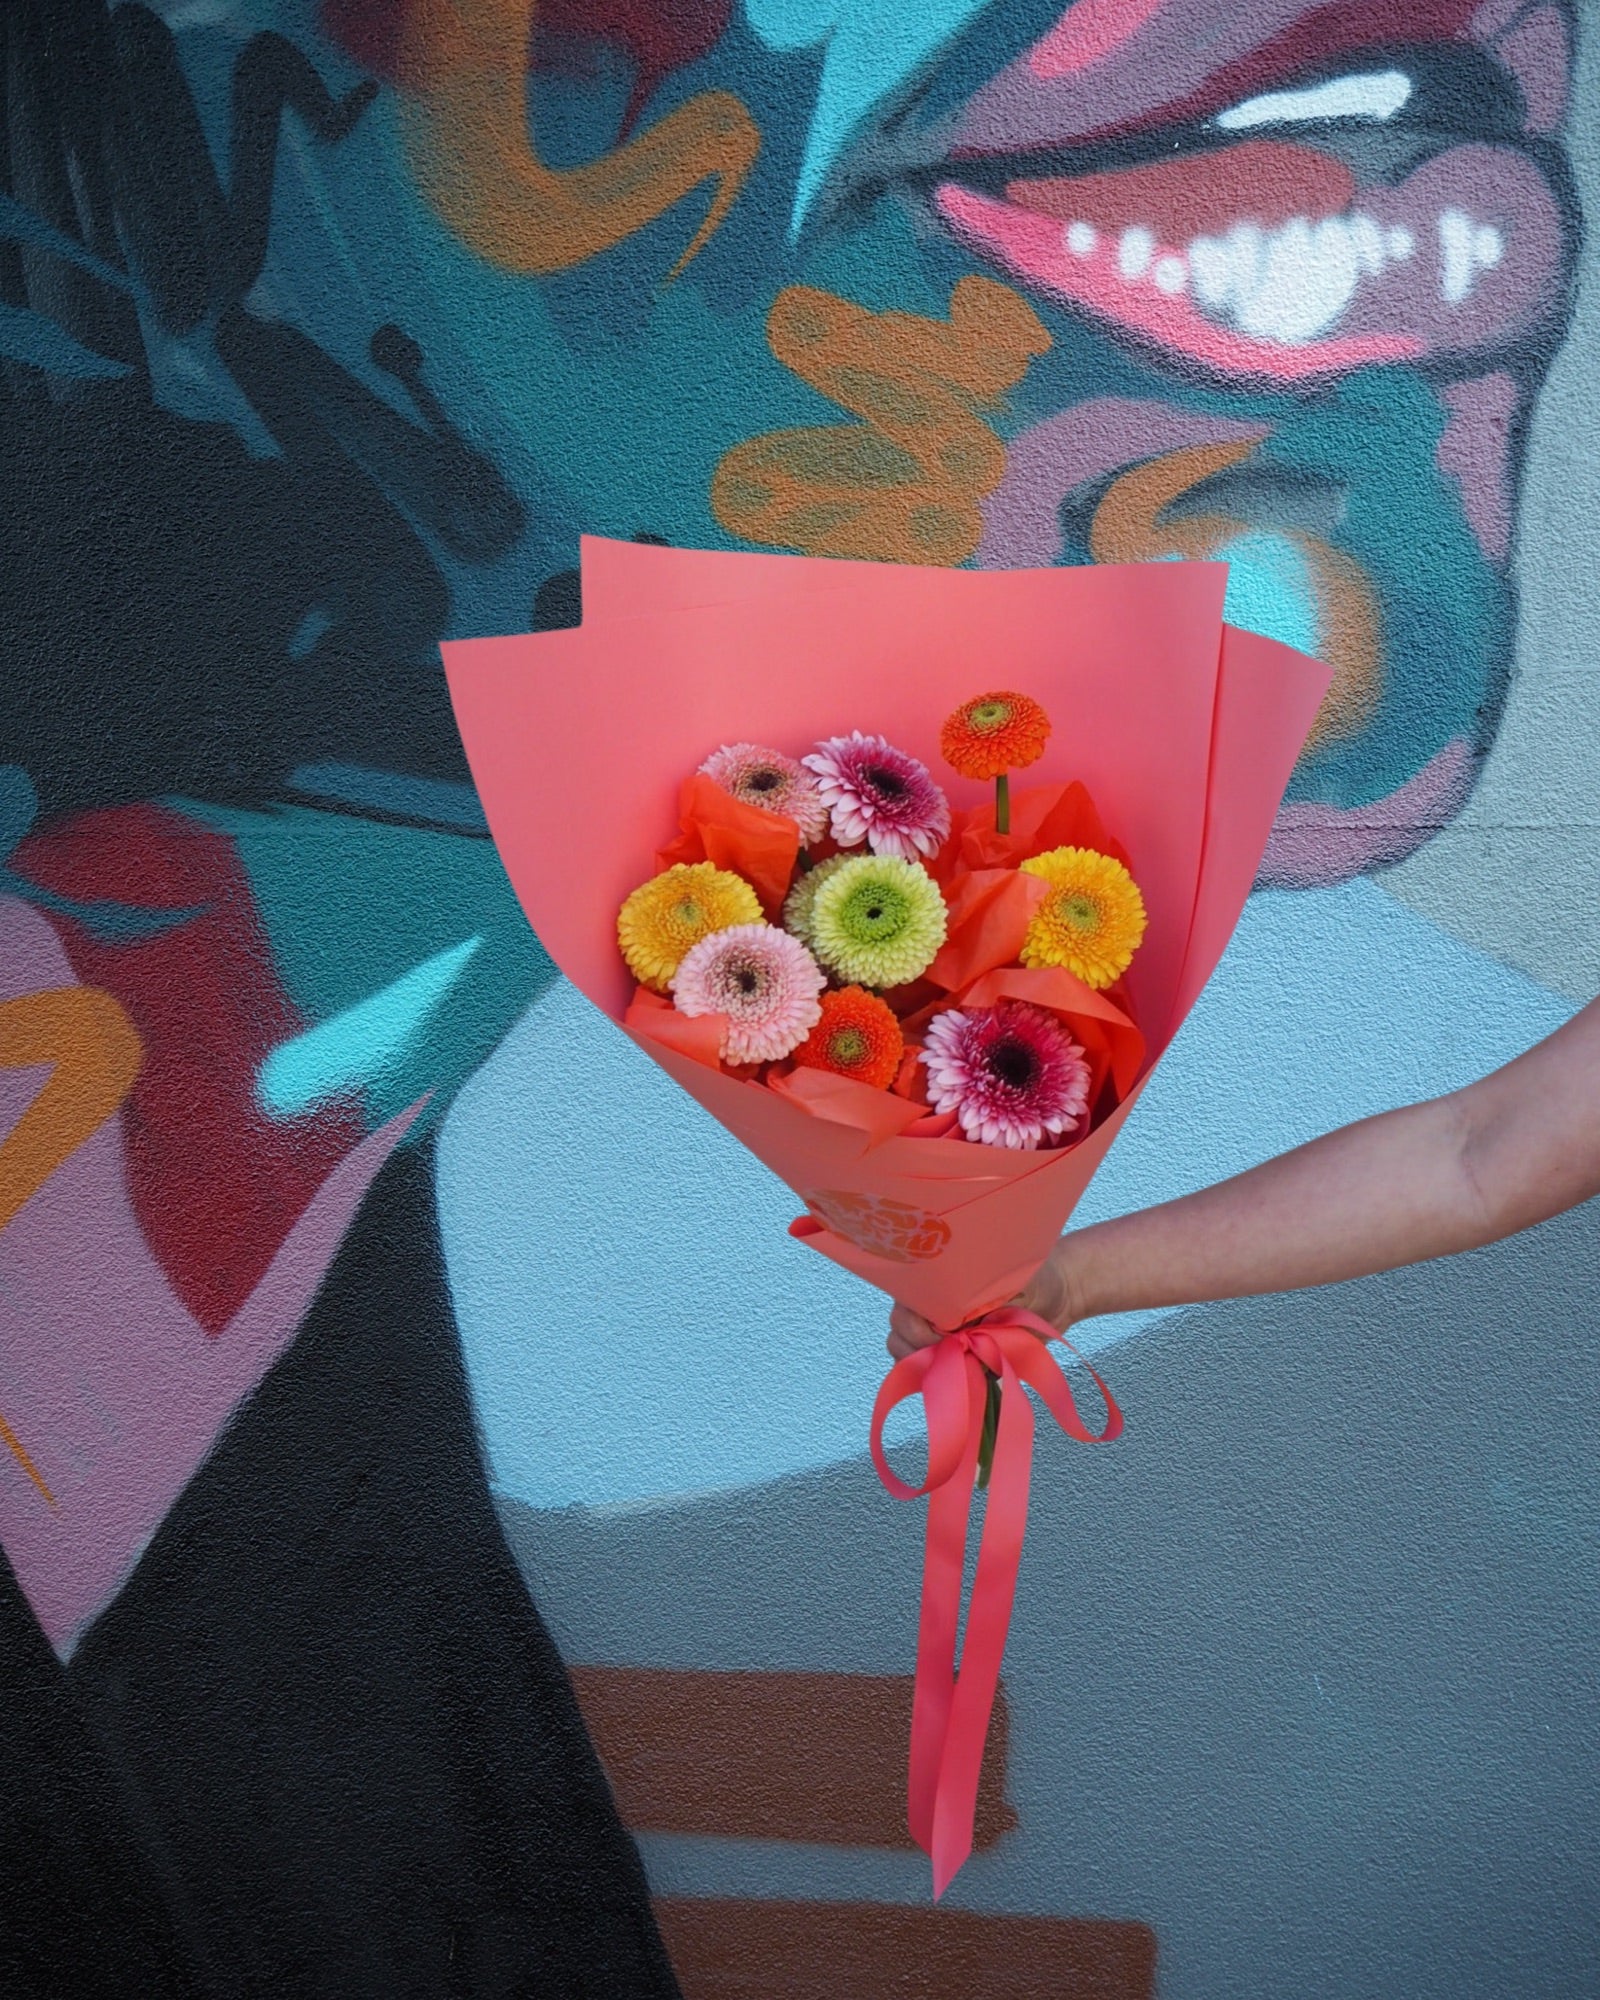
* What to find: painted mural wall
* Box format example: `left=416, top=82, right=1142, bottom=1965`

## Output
left=2, top=0, right=1597, bottom=1992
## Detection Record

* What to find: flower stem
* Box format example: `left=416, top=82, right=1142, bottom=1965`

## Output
left=975, top=1370, right=1001, bottom=1489
left=995, top=771, right=1011, bottom=836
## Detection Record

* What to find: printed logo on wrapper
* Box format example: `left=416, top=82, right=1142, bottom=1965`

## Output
left=805, top=1190, right=952, bottom=1264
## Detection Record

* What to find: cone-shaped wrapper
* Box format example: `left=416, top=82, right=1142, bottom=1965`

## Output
left=442, top=540, right=1330, bottom=1329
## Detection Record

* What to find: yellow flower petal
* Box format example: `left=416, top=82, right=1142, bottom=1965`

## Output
left=618, top=863, right=762, bottom=992
left=1019, top=846, right=1146, bottom=990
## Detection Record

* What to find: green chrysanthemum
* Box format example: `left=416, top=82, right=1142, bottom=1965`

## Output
left=809, top=854, right=947, bottom=989
left=781, top=851, right=852, bottom=946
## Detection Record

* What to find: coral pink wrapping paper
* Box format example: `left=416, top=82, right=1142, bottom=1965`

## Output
left=442, top=539, right=1329, bottom=1330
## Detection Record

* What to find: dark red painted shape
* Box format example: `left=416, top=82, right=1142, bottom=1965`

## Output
left=320, top=0, right=733, bottom=131
left=16, top=804, right=364, bottom=1334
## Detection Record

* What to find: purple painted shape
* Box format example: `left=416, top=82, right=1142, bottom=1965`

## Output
left=1471, top=0, right=1529, bottom=41
left=976, top=398, right=1269, bottom=566
left=1258, top=738, right=1476, bottom=888
left=1496, top=5, right=1570, bottom=134
left=958, top=0, right=1326, bottom=152
left=0, top=896, right=421, bottom=1658
left=1437, top=372, right=1517, bottom=564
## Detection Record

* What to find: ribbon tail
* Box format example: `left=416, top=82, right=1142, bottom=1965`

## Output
left=907, top=1351, right=985, bottom=1855
left=930, top=1357, right=1035, bottom=1899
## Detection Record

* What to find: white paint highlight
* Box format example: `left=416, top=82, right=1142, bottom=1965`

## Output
left=1215, top=68, right=1413, bottom=131
left=1118, top=225, right=1155, bottom=278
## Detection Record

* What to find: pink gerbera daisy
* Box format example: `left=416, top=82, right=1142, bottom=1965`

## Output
left=802, top=732, right=951, bottom=861
left=920, top=1001, right=1091, bottom=1150
left=699, top=742, right=830, bottom=846
left=671, top=923, right=825, bottom=1064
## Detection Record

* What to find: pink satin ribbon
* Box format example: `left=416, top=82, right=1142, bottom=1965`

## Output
left=870, top=1308, right=1122, bottom=1896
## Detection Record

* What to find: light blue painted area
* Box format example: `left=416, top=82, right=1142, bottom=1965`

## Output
left=1217, top=529, right=1321, bottom=657
left=437, top=977, right=894, bottom=1509
left=438, top=882, right=1572, bottom=1510
left=259, top=936, right=483, bottom=1117
left=1067, top=877, right=1574, bottom=1350
left=742, top=0, right=992, bottom=232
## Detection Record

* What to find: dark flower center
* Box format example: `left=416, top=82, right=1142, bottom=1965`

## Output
left=865, top=765, right=908, bottom=801
left=747, top=769, right=782, bottom=793
left=736, top=968, right=759, bottom=995
left=988, top=1037, right=1037, bottom=1091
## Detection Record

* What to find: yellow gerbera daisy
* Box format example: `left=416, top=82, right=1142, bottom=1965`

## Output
left=618, top=862, right=761, bottom=992
left=1019, top=846, right=1147, bottom=990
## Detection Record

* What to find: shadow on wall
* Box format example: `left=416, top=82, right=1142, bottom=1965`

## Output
left=504, top=1191, right=1600, bottom=2000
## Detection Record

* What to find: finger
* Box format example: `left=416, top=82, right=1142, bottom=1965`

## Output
left=888, top=1303, right=940, bottom=1357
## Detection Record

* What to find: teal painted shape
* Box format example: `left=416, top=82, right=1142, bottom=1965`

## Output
left=1217, top=530, right=1321, bottom=657
left=259, top=936, right=484, bottom=1117
left=179, top=801, right=557, bottom=1129
left=743, top=0, right=992, bottom=233
left=0, top=300, right=130, bottom=380
left=1262, top=370, right=1506, bottom=809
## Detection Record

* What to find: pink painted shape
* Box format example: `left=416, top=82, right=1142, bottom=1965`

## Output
left=0, top=896, right=421, bottom=1658
left=935, top=186, right=1422, bottom=385
left=1495, top=6, right=1570, bottom=133
left=1029, top=0, right=1166, bottom=78
left=1258, top=738, right=1476, bottom=888
left=976, top=398, right=1270, bottom=566
left=1438, top=372, right=1517, bottom=565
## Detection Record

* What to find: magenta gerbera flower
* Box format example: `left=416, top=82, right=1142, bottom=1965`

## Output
left=920, top=1001, right=1091, bottom=1150
left=671, top=923, right=825, bottom=1064
left=802, top=732, right=951, bottom=861
left=699, top=742, right=829, bottom=846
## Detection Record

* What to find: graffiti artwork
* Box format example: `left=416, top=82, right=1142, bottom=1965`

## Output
left=2, top=0, right=1595, bottom=1994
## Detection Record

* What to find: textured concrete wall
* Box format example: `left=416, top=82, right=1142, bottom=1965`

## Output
left=4, top=1, right=1596, bottom=1993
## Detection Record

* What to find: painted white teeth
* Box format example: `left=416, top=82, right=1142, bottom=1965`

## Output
left=1232, top=217, right=1358, bottom=344
left=1188, top=235, right=1233, bottom=308
left=1118, top=225, right=1155, bottom=278
left=1350, top=213, right=1385, bottom=275
left=1057, top=202, right=1507, bottom=344
left=1439, top=209, right=1504, bottom=301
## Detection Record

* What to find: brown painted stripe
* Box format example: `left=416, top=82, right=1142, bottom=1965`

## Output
left=568, top=1666, right=1017, bottom=1850
left=653, top=1896, right=1157, bottom=2000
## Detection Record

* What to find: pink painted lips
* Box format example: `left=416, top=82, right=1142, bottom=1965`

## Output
left=899, top=0, right=1573, bottom=389
left=934, top=137, right=1563, bottom=386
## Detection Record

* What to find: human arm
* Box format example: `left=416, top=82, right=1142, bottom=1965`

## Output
left=888, top=991, right=1600, bottom=1359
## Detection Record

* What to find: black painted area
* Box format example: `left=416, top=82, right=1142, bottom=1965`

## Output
left=0, top=0, right=526, bottom=819
left=0, top=1149, right=680, bottom=2000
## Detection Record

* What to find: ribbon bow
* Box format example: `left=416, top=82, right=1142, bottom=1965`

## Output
left=870, top=1308, right=1122, bottom=1896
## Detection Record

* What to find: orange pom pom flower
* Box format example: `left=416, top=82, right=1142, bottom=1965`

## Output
left=940, top=692, right=1051, bottom=782
left=940, top=691, right=1051, bottom=834
left=792, top=986, right=904, bottom=1090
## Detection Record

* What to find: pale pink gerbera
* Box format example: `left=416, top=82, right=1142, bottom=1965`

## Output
left=672, top=923, right=825, bottom=1064
left=699, top=742, right=829, bottom=846
left=802, top=732, right=951, bottom=861
left=921, top=1001, right=1091, bottom=1150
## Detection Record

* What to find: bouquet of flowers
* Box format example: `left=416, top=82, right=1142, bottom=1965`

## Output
left=444, top=537, right=1330, bottom=1893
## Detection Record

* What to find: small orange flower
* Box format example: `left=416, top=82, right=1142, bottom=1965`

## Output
left=939, top=691, right=1051, bottom=781
left=792, top=986, right=904, bottom=1090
